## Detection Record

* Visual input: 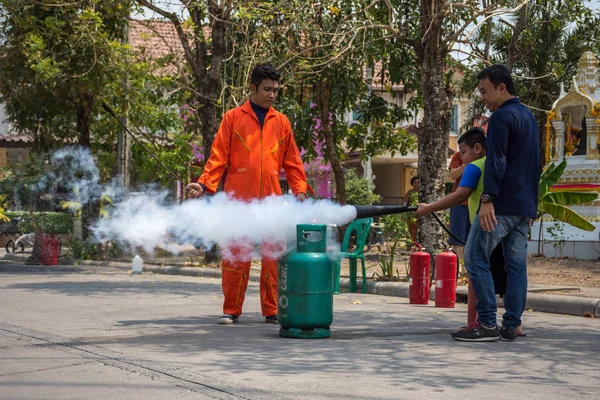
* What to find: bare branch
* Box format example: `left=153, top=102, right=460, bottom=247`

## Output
left=383, top=0, right=395, bottom=24
left=512, top=71, right=555, bottom=80
left=443, top=2, right=473, bottom=11
left=507, top=4, right=528, bottom=71
left=451, top=48, right=492, bottom=65
left=444, top=0, right=532, bottom=48
left=499, top=18, right=515, bottom=30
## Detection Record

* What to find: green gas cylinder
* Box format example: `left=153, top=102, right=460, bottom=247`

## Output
left=278, top=224, right=334, bottom=339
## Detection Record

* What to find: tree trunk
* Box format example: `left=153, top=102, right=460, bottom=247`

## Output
left=76, top=95, right=98, bottom=238
left=506, top=5, right=528, bottom=71
left=27, top=194, right=42, bottom=264
left=200, top=3, right=226, bottom=164
left=81, top=200, right=101, bottom=240
left=199, top=97, right=218, bottom=163
left=415, top=0, right=453, bottom=254
left=316, top=78, right=346, bottom=205
left=27, top=226, right=44, bottom=265
left=76, top=97, right=94, bottom=148
left=483, top=0, right=493, bottom=61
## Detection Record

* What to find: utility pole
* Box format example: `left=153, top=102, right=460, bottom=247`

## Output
left=363, top=66, right=373, bottom=182
left=117, top=20, right=132, bottom=188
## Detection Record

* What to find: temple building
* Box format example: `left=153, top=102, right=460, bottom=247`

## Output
left=529, top=51, right=600, bottom=259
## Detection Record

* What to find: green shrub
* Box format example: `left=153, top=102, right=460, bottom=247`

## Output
left=62, top=236, right=126, bottom=262
left=4, top=211, right=73, bottom=234
left=344, top=169, right=381, bottom=205
left=63, top=236, right=103, bottom=261
left=373, top=214, right=412, bottom=279
left=106, top=241, right=125, bottom=258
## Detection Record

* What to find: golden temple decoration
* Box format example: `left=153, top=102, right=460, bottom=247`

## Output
left=544, top=110, right=553, bottom=164
left=564, top=115, right=575, bottom=156
left=592, top=102, right=600, bottom=118
left=595, top=102, right=600, bottom=151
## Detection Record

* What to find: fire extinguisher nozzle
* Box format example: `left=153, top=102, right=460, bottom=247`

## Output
left=353, top=205, right=417, bottom=219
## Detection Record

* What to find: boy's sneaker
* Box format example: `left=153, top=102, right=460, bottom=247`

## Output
left=500, top=324, right=518, bottom=341
left=451, top=321, right=501, bottom=342
left=264, top=315, right=278, bottom=324
left=217, top=314, right=239, bottom=324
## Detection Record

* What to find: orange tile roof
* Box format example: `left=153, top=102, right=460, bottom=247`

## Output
left=0, top=132, right=34, bottom=144
left=129, top=19, right=212, bottom=62
left=370, top=62, right=405, bottom=91
left=128, top=19, right=185, bottom=71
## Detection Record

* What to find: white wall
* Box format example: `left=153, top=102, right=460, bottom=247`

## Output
left=528, top=220, right=600, bottom=260
left=527, top=240, right=600, bottom=259
left=372, top=164, right=404, bottom=199
left=0, top=104, right=11, bottom=135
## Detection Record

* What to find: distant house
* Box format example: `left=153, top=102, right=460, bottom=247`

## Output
left=341, top=66, right=472, bottom=204
left=0, top=105, right=33, bottom=179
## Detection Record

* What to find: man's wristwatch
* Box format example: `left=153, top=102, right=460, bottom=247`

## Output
left=480, top=193, right=496, bottom=203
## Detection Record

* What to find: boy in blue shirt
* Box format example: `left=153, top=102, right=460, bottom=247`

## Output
left=416, top=128, right=522, bottom=336
left=416, top=127, right=487, bottom=232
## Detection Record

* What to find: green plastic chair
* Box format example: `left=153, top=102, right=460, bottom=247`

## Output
left=333, top=218, right=373, bottom=294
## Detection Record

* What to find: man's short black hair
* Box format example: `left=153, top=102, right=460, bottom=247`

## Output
left=410, top=176, right=419, bottom=185
left=250, top=64, right=281, bottom=87
left=477, top=64, right=516, bottom=95
left=458, top=127, right=486, bottom=149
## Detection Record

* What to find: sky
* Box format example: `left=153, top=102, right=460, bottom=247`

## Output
left=135, top=0, right=187, bottom=20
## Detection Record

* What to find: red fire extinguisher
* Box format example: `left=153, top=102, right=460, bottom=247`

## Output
left=409, top=244, right=431, bottom=304
left=434, top=249, right=458, bottom=308
left=41, top=234, right=60, bottom=266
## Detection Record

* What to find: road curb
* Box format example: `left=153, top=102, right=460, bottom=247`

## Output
left=3, top=253, right=599, bottom=318
left=338, top=279, right=600, bottom=318
left=524, top=293, right=600, bottom=318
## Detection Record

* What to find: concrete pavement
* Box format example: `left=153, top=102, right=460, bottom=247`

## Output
left=1, top=260, right=599, bottom=399
left=8, top=250, right=598, bottom=318
left=5, top=250, right=600, bottom=318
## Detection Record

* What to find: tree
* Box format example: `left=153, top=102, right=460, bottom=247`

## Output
left=0, top=0, right=132, bottom=149
left=264, top=1, right=417, bottom=204
left=362, top=0, right=539, bottom=253
left=0, top=1, right=186, bottom=240
left=459, top=1, right=600, bottom=152
left=136, top=0, right=234, bottom=164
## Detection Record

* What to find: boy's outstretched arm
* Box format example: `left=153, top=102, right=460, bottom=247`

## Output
left=415, top=187, right=473, bottom=216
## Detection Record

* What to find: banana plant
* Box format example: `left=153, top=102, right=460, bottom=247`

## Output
left=537, top=160, right=599, bottom=255
left=539, top=160, right=598, bottom=230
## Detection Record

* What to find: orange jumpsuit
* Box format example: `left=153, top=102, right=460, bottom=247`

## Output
left=197, top=100, right=308, bottom=317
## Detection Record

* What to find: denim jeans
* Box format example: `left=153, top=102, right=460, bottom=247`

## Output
left=464, top=215, right=529, bottom=328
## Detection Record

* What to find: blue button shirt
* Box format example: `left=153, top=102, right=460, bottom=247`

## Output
left=483, top=97, right=541, bottom=217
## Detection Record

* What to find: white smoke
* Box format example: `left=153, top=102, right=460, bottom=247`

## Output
left=36, top=146, right=360, bottom=259
left=93, top=192, right=357, bottom=258
left=37, top=146, right=104, bottom=208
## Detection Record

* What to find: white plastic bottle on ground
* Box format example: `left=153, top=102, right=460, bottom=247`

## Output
left=132, top=255, right=143, bottom=274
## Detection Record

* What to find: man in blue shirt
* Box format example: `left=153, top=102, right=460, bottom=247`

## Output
left=451, top=65, right=541, bottom=342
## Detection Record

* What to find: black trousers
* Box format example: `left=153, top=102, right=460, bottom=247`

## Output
left=490, top=243, right=507, bottom=295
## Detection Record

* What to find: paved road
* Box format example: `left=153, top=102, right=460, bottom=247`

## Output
left=1, top=262, right=599, bottom=399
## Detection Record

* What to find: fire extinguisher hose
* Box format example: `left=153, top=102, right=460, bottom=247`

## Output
left=431, top=212, right=467, bottom=245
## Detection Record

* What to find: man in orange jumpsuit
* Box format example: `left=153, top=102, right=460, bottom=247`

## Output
left=186, top=64, right=309, bottom=325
